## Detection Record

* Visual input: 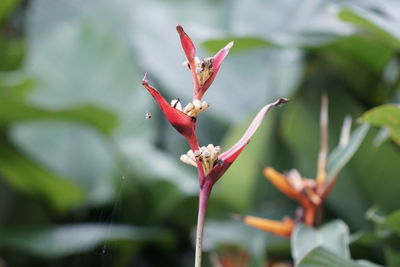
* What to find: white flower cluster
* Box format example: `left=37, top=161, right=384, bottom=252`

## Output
left=180, top=144, right=222, bottom=175
left=171, top=99, right=209, bottom=117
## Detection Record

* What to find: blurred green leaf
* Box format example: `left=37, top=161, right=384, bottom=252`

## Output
left=202, top=37, right=275, bottom=54
left=0, top=39, right=24, bottom=71
left=382, top=210, right=400, bottom=235
left=385, top=247, right=400, bottom=267
left=119, top=140, right=198, bottom=196
left=15, top=15, right=142, bottom=207
left=351, top=128, right=400, bottom=212
left=203, top=219, right=283, bottom=264
left=0, top=224, right=172, bottom=258
left=11, top=122, right=118, bottom=206
left=338, top=7, right=400, bottom=49
left=0, top=99, right=118, bottom=135
left=215, top=111, right=276, bottom=212
left=350, top=231, right=379, bottom=246
left=291, top=220, right=350, bottom=263
left=0, top=139, right=84, bottom=212
left=327, top=123, right=370, bottom=179
left=298, top=246, right=382, bottom=267
left=0, top=0, right=20, bottom=23
left=362, top=105, right=400, bottom=146
left=318, top=35, right=393, bottom=72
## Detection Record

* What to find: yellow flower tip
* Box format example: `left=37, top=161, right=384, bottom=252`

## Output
left=242, top=215, right=295, bottom=238
left=263, top=166, right=280, bottom=179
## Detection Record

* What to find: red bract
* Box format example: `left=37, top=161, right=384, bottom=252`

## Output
left=176, top=25, right=233, bottom=100
left=142, top=74, right=199, bottom=150
left=206, top=98, right=288, bottom=184
left=181, top=98, right=288, bottom=187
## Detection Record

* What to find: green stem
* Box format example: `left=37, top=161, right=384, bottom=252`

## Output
left=194, top=184, right=212, bottom=267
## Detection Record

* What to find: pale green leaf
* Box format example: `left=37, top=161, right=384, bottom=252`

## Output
left=298, top=246, right=382, bottom=267
left=202, top=37, right=275, bottom=54
left=291, top=220, right=350, bottom=263
left=0, top=224, right=172, bottom=258
left=0, top=140, right=84, bottom=212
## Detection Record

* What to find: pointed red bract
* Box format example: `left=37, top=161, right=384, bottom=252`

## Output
left=176, top=25, right=233, bottom=100
left=176, top=25, right=196, bottom=63
left=196, top=41, right=234, bottom=100
left=176, top=25, right=200, bottom=95
left=205, top=98, right=288, bottom=184
left=142, top=74, right=198, bottom=149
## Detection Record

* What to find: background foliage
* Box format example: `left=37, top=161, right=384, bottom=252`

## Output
left=0, top=0, right=399, bottom=266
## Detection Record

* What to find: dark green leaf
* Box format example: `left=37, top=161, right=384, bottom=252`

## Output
left=338, top=7, right=400, bottom=49
left=327, top=123, right=370, bottom=179
left=385, top=246, right=400, bottom=267
left=0, top=100, right=118, bottom=135
left=0, top=0, right=20, bottom=23
left=362, top=105, right=400, bottom=146
left=202, top=37, right=275, bottom=54
left=351, top=128, right=400, bottom=212
left=0, top=38, right=24, bottom=71
left=317, top=35, right=393, bottom=72
left=0, top=224, right=172, bottom=258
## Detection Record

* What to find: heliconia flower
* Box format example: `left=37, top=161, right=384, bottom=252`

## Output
left=263, top=167, right=323, bottom=226
left=180, top=98, right=288, bottom=187
left=238, top=95, right=367, bottom=237
left=233, top=214, right=295, bottom=238
left=176, top=25, right=233, bottom=100
left=142, top=74, right=200, bottom=150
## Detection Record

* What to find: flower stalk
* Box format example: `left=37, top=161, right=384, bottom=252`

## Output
left=195, top=182, right=212, bottom=267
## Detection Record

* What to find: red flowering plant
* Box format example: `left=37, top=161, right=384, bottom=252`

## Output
left=142, top=25, right=288, bottom=266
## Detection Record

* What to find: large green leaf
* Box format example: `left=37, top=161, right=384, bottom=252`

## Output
left=351, top=128, right=400, bottom=212
left=291, top=220, right=350, bottom=264
left=0, top=99, right=118, bottom=135
left=0, top=0, right=20, bottom=23
left=21, top=3, right=146, bottom=206
left=327, top=123, right=370, bottom=179
left=316, top=35, right=393, bottom=73
left=203, top=220, right=284, bottom=266
left=361, top=105, right=400, bottom=146
left=0, top=224, right=172, bottom=258
left=214, top=110, right=277, bottom=212
left=0, top=139, right=83, bottom=212
left=298, top=246, right=382, bottom=267
left=338, top=7, right=400, bottom=49
left=382, top=210, right=400, bottom=235
left=202, top=37, right=275, bottom=54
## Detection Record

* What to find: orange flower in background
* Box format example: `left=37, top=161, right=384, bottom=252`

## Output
left=238, top=95, right=366, bottom=237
